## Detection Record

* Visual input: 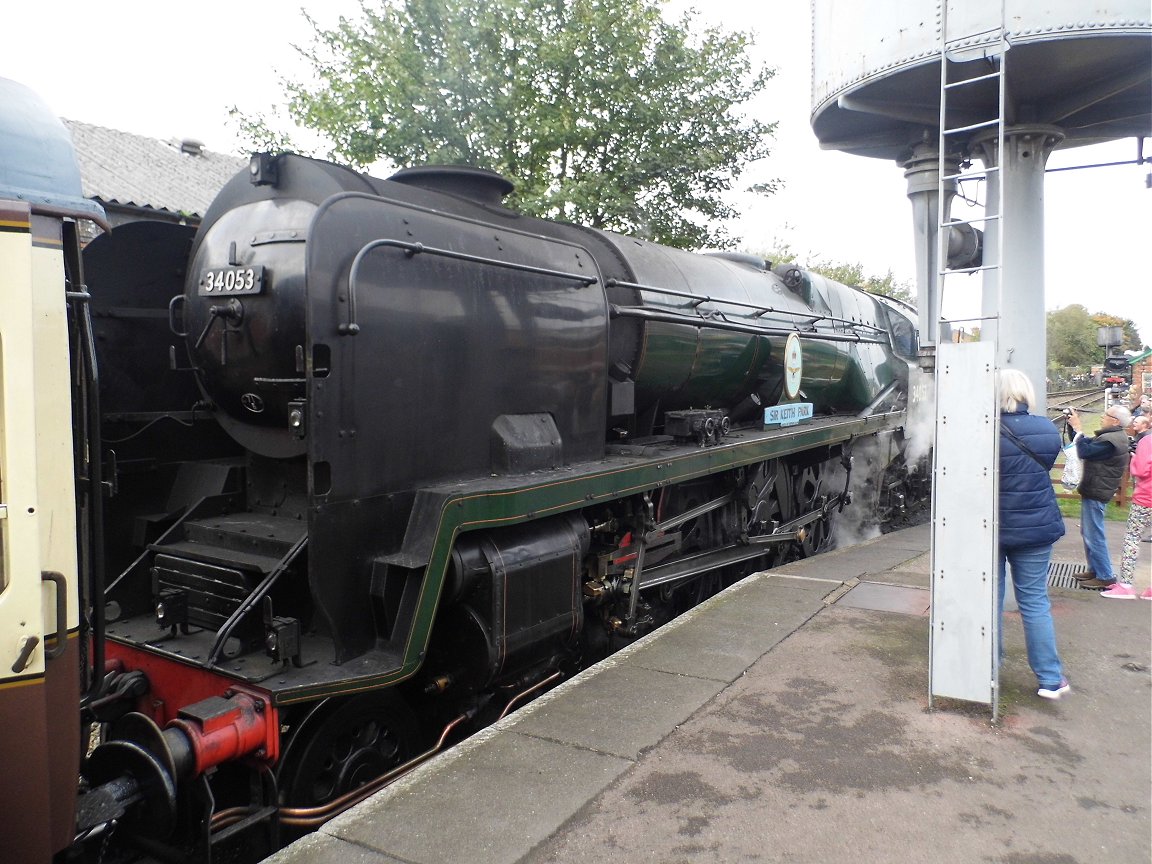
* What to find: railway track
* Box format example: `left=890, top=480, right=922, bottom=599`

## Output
left=1047, top=387, right=1112, bottom=419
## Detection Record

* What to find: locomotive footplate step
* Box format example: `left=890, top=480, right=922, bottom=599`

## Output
left=151, top=512, right=308, bottom=573
left=105, top=616, right=405, bottom=700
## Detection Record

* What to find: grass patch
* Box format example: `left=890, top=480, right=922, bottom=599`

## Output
left=1055, top=496, right=1129, bottom=521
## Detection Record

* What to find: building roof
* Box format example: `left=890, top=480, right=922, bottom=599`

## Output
left=63, top=119, right=246, bottom=219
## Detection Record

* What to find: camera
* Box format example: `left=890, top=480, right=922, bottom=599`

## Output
left=1061, top=408, right=1073, bottom=416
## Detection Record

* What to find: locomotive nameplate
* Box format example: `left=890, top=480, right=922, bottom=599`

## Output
left=764, top=402, right=812, bottom=427
left=199, top=265, right=265, bottom=296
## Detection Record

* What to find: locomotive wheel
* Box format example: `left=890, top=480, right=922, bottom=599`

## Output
left=278, top=691, right=419, bottom=807
left=745, top=460, right=787, bottom=568
left=793, top=464, right=831, bottom=558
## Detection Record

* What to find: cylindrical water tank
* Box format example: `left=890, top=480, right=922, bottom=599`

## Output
left=810, top=0, right=1151, bottom=159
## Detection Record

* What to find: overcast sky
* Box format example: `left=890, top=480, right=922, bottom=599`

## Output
left=4, top=0, right=1149, bottom=347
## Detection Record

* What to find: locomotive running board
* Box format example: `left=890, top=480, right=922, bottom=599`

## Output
left=367, top=412, right=908, bottom=691
left=386, top=412, right=905, bottom=572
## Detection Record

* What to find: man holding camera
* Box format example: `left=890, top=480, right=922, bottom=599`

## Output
left=1067, top=405, right=1133, bottom=590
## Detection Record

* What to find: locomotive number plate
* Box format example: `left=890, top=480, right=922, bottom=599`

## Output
left=199, top=265, right=265, bottom=296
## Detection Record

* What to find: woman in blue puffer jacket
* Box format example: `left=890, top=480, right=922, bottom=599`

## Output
left=998, top=368, right=1069, bottom=700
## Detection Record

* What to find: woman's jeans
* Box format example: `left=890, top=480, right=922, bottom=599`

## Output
left=998, top=544, right=1064, bottom=688
left=1080, top=498, right=1114, bottom=581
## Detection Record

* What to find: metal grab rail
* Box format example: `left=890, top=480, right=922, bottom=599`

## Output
left=67, top=283, right=107, bottom=706
left=41, top=572, right=68, bottom=660
left=207, top=535, right=308, bottom=666
left=609, top=304, right=885, bottom=345
left=341, top=239, right=600, bottom=336
left=605, top=277, right=888, bottom=335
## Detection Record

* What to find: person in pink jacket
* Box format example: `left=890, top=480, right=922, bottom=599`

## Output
left=1104, top=416, right=1152, bottom=599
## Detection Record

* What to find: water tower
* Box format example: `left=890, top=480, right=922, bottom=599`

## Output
left=811, top=0, right=1150, bottom=392
left=808, top=1, right=1150, bottom=712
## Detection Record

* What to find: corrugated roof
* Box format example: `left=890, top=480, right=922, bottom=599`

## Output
left=63, top=119, right=247, bottom=219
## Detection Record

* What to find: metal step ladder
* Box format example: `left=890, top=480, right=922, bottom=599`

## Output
left=928, top=1, right=1009, bottom=722
left=936, top=0, right=1008, bottom=341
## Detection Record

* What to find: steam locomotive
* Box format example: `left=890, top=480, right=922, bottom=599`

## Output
left=0, top=77, right=925, bottom=862
left=1102, top=354, right=1132, bottom=389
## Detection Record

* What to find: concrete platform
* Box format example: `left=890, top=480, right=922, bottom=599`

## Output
left=266, top=518, right=1150, bottom=864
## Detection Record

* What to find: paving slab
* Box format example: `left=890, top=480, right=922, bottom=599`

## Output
left=863, top=566, right=931, bottom=589
left=323, top=731, right=630, bottom=864
left=837, top=581, right=931, bottom=615
left=866, top=522, right=930, bottom=550
left=781, top=538, right=927, bottom=581
left=263, top=833, right=407, bottom=864
left=624, top=574, right=835, bottom=681
left=505, top=663, right=725, bottom=760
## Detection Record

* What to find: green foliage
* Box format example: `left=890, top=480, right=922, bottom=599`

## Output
left=1046, top=305, right=1143, bottom=371
left=759, top=243, right=916, bottom=304
left=807, top=261, right=914, bottom=306
left=1046, top=305, right=1098, bottom=368
left=1090, top=312, right=1142, bottom=351
left=227, top=107, right=298, bottom=154
left=272, top=0, right=775, bottom=248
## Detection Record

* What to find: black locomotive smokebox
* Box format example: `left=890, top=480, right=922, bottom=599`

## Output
left=389, top=165, right=514, bottom=205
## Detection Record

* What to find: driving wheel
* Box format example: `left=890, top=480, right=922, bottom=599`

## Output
left=279, top=691, right=419, bottom=807
left=745, top=459, right=788, bottom=568
left=793, top=463, right=831, bottom=558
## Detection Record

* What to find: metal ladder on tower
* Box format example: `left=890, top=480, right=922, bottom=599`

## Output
left=928, top=1, right=1010, bottom=722
left=936, top=0, right=1008, bottom=343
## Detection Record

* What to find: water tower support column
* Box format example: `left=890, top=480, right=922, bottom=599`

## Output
left=973, top=125, right=1064, bottom=411
left=903, top=141, right=962, bottom=366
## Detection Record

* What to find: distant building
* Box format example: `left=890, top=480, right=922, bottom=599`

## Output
left=1130, top=347, right=1152, bottom=396
left=63, top=119, right=246, bottom=240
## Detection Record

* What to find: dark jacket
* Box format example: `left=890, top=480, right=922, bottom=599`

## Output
left=999, top=407, right=1065, bottom=549
left=1075, top=426, right=1129, bottom=502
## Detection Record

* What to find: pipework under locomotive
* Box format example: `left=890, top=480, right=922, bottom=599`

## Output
left=63, top=153, right=925, bottom=860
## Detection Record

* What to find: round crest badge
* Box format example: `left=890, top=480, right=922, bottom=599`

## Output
left=783, top=333, right=803, bottom=400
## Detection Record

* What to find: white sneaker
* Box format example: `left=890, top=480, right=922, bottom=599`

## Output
left=1037, top=680, right=1071, bottom=700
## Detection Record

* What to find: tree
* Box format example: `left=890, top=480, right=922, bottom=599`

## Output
left=760, top=244, right=916, bottom=305
left=1046, top=305, right=1099, bottom=369
left=1047, top=304, right=1143, bottom=371
left=275, top=0, right=775, bottom=248
left=1089, top=312, right=1142, bottom=352
left=805, top=260, right=914, bottom=306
